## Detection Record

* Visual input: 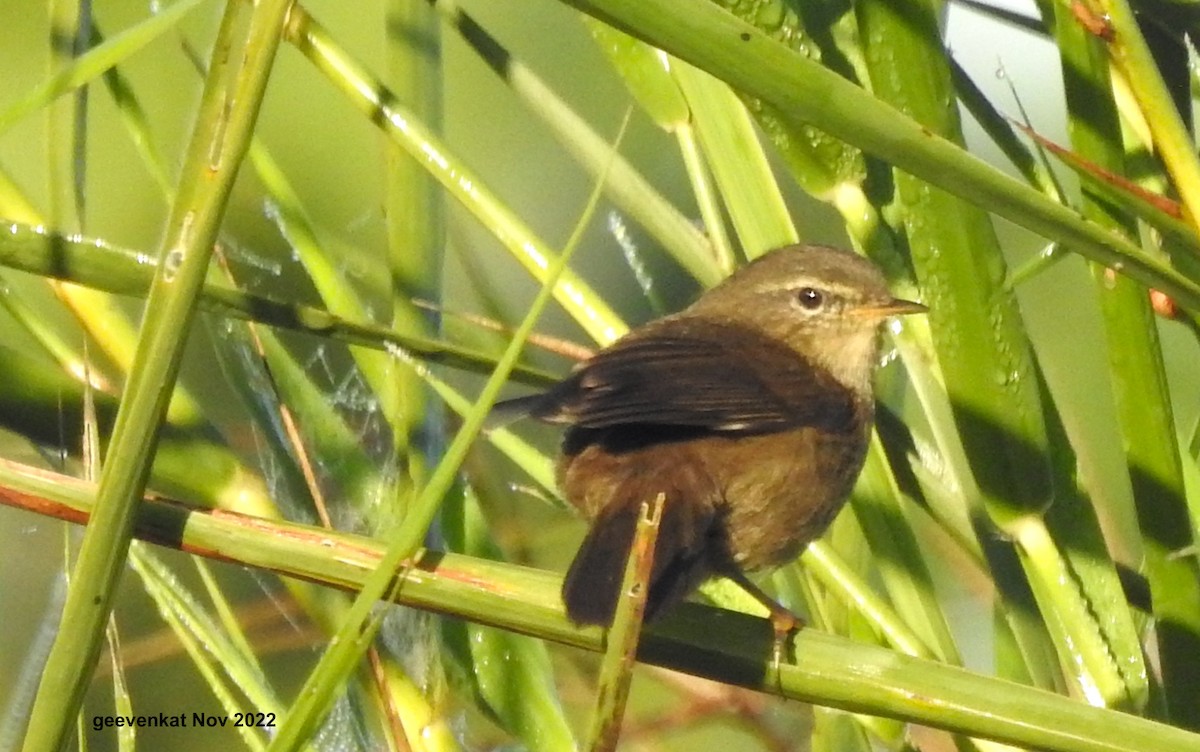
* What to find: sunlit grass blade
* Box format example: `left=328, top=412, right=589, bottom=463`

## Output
left=1, top=162, right=205, bottom=431
left=0, top=279, right=116, bottom=394
left=248, top=140, right=398, bottom=420
left=848, top=434, right=960, bottom=663
left=1093, top=0, right=1200, bottom=229
left=130, top=546, right=276, bottom=751
left=421, top=366, right=558, bottom=499
left=800, top=540, right=930, bottom=659
left=369, top=655, right=460, bottom=751
left=699, top=3, right=889, bottom=252
left=586, top=22, right=737, bottom=275
left=103, top=618, right=136, bottom=751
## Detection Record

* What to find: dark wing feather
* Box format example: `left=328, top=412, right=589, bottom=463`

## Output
left=526, top=318, right=855, bottom=433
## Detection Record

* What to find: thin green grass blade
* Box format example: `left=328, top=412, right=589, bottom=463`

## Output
left=193, top=558, right=260, bottom=667
left=848, top=434, right=960, bottom=663
left=800, top=540, right=929, bottom=659
left=585, top=22, right=738, bottom=275
left=236, top=130, right=399, bottom=426
left=104, top=620, right=136, bottom=752
left=0, top=277, right=118, bottom=393
left=91, top=23, right=173, bottom=197
left=1007, top=120, right=1200, bottom=259
left=420, top=367, right=559, bottom=498
left=0, top=0, right=210, bottom=135
left=130, top=546, right=274, bottom=751
left=706, top=2, right=889, bottom=252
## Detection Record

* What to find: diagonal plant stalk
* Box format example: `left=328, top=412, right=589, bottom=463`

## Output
left=670, top=58, right=798, bottom=255
left=587, top=21, right=749, bottom=275
left=841, top=434, right=960, bottom=664
left=699, top=0, right=891, bottom=255
left=19, top=1, right=293, bottom=748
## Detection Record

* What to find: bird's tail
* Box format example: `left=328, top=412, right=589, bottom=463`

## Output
left=561, top=497, right=712, bottom=626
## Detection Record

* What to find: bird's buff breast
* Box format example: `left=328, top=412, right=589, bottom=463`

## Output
left=558, top=422, right=870, bottom=572
left=714, top=427, right=868, bottom=569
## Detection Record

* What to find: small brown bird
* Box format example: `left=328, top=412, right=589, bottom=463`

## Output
left=502, top=244, right=924, bottom=629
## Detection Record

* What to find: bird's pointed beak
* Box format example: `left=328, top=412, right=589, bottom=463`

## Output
left=853, top=298, right=927, bottom=318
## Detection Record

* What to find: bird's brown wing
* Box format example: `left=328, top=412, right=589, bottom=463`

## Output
left=524, top=318, right=856, bottom=433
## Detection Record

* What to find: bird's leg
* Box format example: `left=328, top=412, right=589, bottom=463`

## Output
left=723, top=569, right=803, bottom=681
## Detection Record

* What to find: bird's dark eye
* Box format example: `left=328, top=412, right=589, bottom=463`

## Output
left=796, top=287, right=824, bottom=310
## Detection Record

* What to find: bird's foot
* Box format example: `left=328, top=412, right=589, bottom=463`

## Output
left=724, top=569, right=803, bottom=689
